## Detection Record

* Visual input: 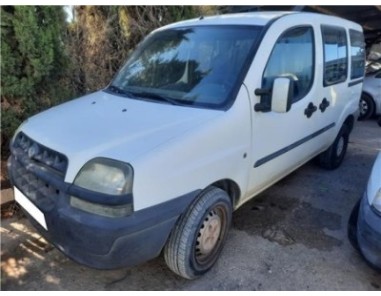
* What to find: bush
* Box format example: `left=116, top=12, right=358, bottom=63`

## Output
left=67, top=6, right=217, bottom=94
left=1, top=5, right=218, bottom=159
left=1, top=6, right=73, bottom=158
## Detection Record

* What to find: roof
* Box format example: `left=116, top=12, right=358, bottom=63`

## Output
left=220, top=6, right=381, bottom=46
left=160, top=11, right=293, bottom=30
left=159, top=11, right=361, bottom=32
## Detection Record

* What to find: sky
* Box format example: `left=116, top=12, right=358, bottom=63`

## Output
left=64, top=5, right=73, bottom=23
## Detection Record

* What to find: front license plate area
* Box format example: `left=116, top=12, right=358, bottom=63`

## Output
left=14, top=187, right=48, bottom=230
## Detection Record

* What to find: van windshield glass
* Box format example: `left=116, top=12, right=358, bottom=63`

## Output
left=110, top=26, right=263, bottom=109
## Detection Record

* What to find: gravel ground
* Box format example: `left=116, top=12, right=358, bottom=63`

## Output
left=1, top=120, right=380, bottom=291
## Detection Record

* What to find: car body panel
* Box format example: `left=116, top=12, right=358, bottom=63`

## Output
left=362, top=71, right=381, bottom=115
left=349, top=152, right=381, bottom=270
left=19, top=91, right=220, bottom=185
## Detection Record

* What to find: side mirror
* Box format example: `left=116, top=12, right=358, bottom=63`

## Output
left=271, top=77, right=293, bottom=113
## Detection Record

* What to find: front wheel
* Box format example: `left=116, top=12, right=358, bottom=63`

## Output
left=317, top=125, right=349, bottom=170
left=164, top=187, right=232, bottom=279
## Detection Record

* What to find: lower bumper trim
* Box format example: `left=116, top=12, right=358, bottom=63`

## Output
left=357, top=195, right=381, bottom=270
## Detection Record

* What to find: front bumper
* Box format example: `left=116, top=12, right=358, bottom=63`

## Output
left=8, top=155, right=198, bottom=269
left=357, top=193, right=381, bottom=270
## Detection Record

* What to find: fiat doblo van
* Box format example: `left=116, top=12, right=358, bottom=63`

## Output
left=8, top=12, right=365, bottom=279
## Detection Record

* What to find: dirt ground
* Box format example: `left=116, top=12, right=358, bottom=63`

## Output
left=1, top=159, right=10, bottom=190
left=1, top=120, right=380, bottom=291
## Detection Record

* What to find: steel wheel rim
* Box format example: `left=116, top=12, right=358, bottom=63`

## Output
left=195, top=205, right=227, bottom=265
left=336, top=136, right=345, bottom=157
left=360, top=99, right=368, bottom=115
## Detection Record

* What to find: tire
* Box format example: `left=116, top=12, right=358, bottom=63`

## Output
left=317, top=124, right=349, bottom=170
left=347, top=199, right=360, bottom=251
left=164, top=187, right=232, bottom=279
left=358, top=93, right=375, bottom=120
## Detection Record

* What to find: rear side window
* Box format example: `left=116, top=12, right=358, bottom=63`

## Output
left=322, top=26, right=348, bottom=86
left=263, top=26, right=314, bottom=103
left=349, top=30, right=365, bottom=79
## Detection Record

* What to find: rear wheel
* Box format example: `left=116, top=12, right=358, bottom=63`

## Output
left=317, top=125, right=349, bottom=170
left=164, top=187, right=232, bottom=279
left=359, top=93, right=375, bottom=120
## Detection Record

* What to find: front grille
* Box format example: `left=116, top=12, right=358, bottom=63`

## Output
left=12, top=132, right=68, bottom=175
left=10, top=132, right=69, bottom=210
left=11, top=158, right=61, bottom=210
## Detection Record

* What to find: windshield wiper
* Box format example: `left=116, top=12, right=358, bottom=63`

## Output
left=134, top=91, right=183, bottom=106
left=106, top=85, right=137, bottom=99
left=107, top=86, right=186, bottom=106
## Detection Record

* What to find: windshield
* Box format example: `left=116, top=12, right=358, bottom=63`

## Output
left=110, top=26, right=263, bottom=109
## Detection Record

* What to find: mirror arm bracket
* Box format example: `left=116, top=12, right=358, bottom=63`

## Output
left=254, top=102, right=271, bottom=112
left=254, top=88, right=271, bottom=96
left=254, top=88, right=271, bottom=112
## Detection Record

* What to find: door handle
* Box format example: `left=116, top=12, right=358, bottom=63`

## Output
left=319, top=98, right=330, bottom=112
left=304, top=102, right=317, bottom=118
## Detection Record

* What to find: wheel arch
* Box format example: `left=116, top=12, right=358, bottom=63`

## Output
left=362, top=91, right=375, bottom=102
left=343, top=114, right=355, bottom=133
left=164, top=179, right=240, bottom=247
left=209, top=179, right=241, bottom=209
left=168, top=179, right=240, bottom=234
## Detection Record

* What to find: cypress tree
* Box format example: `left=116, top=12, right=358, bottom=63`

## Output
left=1, top=6, right=71, bottom=155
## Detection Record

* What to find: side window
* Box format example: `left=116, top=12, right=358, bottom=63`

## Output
left=349, top=30, right=365, bottom=79
left=321, top=26, right=348, bottom=86
left=263, top=26, right=314, bottom=103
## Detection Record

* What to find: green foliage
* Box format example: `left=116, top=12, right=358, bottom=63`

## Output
left=1, top=5, right=218, bottom=159
left=1, top=6, right=72, bottom=156
left=68, top=6, right=216, bottom=94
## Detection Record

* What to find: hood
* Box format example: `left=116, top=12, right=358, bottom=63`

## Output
left=20, top=91, right=220, bottom=182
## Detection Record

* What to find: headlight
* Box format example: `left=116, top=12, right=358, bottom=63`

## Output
left=74, top=158, right=133, bottom=195
left=371, top=188, right=381, bottom=214
left=70, top=158, right=133, bottom=217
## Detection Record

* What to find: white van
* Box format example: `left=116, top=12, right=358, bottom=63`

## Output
left=8, top=12, right=365, bottom=279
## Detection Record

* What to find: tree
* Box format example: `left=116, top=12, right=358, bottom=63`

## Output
left=1, top=5, right=217, bottom=157
left=1, top=6, right=71, bottom=156
left=67, top=6, right=217, bottom=94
